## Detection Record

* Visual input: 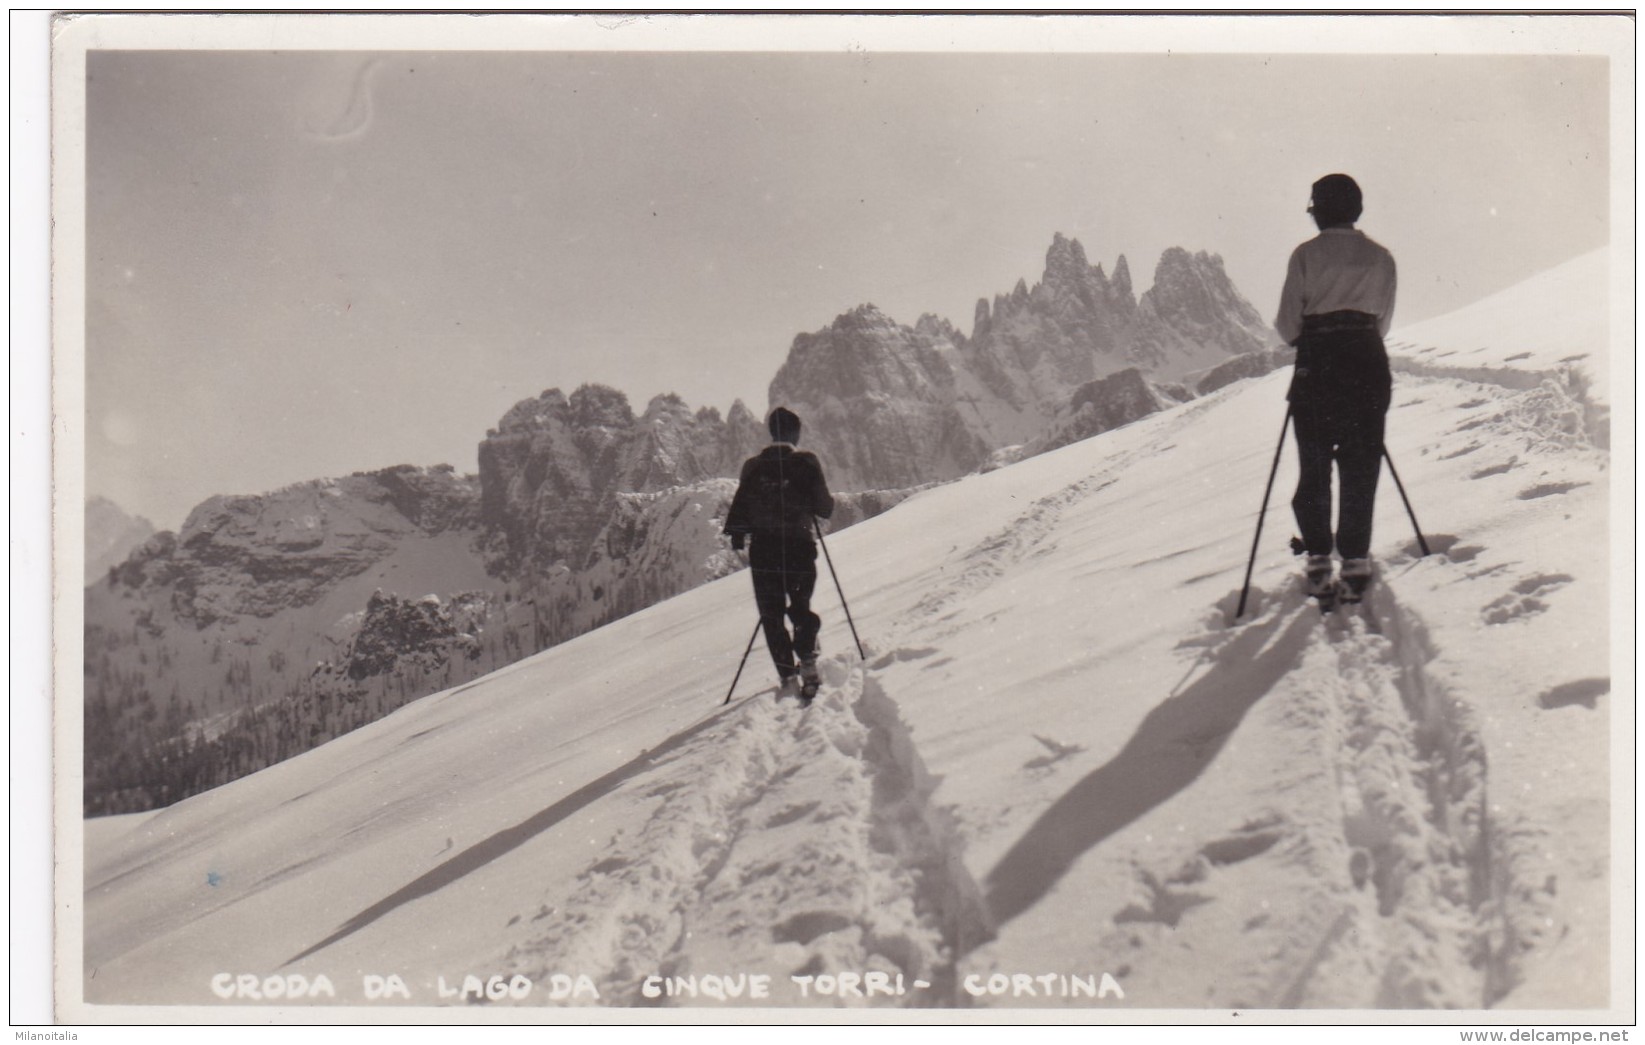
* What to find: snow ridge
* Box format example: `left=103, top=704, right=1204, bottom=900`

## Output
left=1388, top=357, right=1608, bottom=452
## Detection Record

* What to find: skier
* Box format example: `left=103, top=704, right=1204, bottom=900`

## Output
left=723, top=407, right=836, bottom=702
left=1275, top=173, right=1398, bottom=604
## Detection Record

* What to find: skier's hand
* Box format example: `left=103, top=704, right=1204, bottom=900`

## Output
left=730, top=533, right=745, bottom=552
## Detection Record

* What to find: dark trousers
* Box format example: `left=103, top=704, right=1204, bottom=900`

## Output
left=748, top=536, right=820, bottom=678
left=1288, top=322, right=1392, bottom=560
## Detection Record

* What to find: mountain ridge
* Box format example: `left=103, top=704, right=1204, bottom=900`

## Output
left=84, top=233, right=1280, bottom=812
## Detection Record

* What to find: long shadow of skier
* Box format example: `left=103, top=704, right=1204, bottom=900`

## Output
left=982, top=606, right=1315, bottom=930
left=283, top=701, right=746, bottom=966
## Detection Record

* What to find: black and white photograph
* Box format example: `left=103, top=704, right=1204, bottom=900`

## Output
left=42, top=11, right=1632, bottom=1027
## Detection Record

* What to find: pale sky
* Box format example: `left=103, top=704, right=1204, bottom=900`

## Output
left=83, top=39, right=1615, bottom=530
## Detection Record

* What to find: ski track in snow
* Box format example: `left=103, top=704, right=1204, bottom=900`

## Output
left=1171, top=557, right=1572, bottom=1009
left=493, top=653, right=991, bottom=1008
left=1284, top=583, right=1502, bottom=1007
left=1038, top=576, right=1538, bottom=1010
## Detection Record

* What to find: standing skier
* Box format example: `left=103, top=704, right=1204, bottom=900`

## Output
left=724, top=407, right=836, bottom=702
left=1275, top=173, right=1398, bottom=603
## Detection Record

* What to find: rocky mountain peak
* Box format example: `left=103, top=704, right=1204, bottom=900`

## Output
left=771, top=303, right=955, bottom=405
left=641, top=392, right=692, bottom=424
left=913, top=312, right=964, bottom=347
left=86, top=496, right=156, bottom=582
left=1112, top=253, right=1133, bottom=301
left=1125, top=248, right=1272, bottom=379
left=569, top=384, right=635, bottom=431
left=110, top=466, right=481, bottom=626
left=492, top=388, right=570, bottom=437
left=764, top=232, right=1272, bottom=491
left=1142, top=248, right=1265, bottom=329
left=478, top=383, right=762, bottom=571
left=766, top=304, right=985, bottom=490
left=833, top=303, right=902, bottom=338
left=1043, top=232, right=1091, bottom=285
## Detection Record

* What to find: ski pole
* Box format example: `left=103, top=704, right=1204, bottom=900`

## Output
left=1235, top=405, right=1293, bottom=621
left=722, top=619, right=763, bottom=705
left=1381, top=447, right=1431, bottom=557
left=813, top=516, right=866, bottom=660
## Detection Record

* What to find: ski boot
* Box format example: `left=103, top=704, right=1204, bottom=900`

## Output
left=1303, top=554, right=1339, bottom=612
left=1303, top=554, right=1336, bottom=603
left=1337, top=558, right=1373, bottom=604
left=777, top=674, right=802, bottom=701
left=798, top=656, right=821, bottom=706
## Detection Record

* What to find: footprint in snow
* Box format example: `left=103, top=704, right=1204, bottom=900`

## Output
left=1385, top=534, right=1479, bottom=564
left=1517, top=481, right=1589, bottom=500
left=1538, top=677, right=1608, bottom=711
left=1198, top=827, right=1284, bottom=867
left=1469, top=459, right=1518, bottom=480
left=1113, top=870, right=1211, bottom=929
left=1513, top=573, right=1574, bottom=596
left=765, top=801, right=822, bottom=829
left=1482, top=592, right=1549, bottom=625
left=1482, top=572, right=1575, bottom=624
left=868, top=647, right=940, bottom=671
left=1023, top=734, right=1086, bottom=771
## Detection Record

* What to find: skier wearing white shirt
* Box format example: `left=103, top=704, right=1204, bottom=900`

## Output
left=1274, top=174, right=1398, bottom=602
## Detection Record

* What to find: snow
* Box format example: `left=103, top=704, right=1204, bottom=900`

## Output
left=75, top=255, right=1623, bottom=1018
left=1388, top=248, right=1610, bottom=407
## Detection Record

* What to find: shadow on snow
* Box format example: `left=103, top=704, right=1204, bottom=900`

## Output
left=283, top=700, right=744, bottom=966
left=982, top=605, right=1315, bottom=929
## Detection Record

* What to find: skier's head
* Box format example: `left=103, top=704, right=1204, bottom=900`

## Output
left=767, top=406, right=802, bottom=445
left=1308, top=173, right=1363, bottom=230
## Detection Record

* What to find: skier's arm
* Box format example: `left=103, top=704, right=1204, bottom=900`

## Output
left=1377, top=252, right=1397, bottom=338
left=723, top=461, right=756, bottom=541
left=810, top=459, right=835, bottom=521
left=1274, top=248, right=1307, bottom=346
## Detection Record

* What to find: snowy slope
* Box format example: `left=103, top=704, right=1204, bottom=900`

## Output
left=77, top=257, right=1622, bottom=1017
left=1388, top=249, right=1611, bottom=418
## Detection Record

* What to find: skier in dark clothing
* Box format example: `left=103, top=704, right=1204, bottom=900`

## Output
left=1275, top=173, right=1398, bottom=603
left=723, top=407, right=836, bottom=700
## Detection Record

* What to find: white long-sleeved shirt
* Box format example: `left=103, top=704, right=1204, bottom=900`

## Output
left=1273, top=227, right=1397, bottom=345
